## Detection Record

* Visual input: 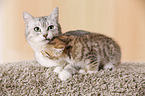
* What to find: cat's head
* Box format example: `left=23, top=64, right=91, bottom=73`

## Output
left=23, top=7, right=62, bottom=46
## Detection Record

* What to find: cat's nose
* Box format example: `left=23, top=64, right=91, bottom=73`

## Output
left=43, top=34, right=48, bottom=38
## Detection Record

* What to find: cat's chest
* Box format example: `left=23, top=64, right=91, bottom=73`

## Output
left=28, top=41, right=48, bottom=51
left=35, top=52, right=59, bottom=67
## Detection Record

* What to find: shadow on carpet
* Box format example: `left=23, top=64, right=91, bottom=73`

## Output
left=0, top=60, right=145, bottom=95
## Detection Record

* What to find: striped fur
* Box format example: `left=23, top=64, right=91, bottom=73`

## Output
left=41, top=32, right=121, bottom=80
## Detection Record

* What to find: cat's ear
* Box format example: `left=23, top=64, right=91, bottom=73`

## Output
left=23, top=12, right=34, bottom=24
left=49, top=7, right=59, bottom=21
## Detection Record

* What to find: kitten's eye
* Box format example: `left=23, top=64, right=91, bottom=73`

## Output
left=47, top=25, right=54, bottom=31
left=34, top=27, right=41, bottom=32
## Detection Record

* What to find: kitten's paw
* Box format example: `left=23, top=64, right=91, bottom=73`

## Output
left=103, top=63, right=115, bottom=70
left=79, top=69, right=86, bottom=74
left=53, top=67, right=63, bottom=74
left=59, top=70, right=72, bottom=81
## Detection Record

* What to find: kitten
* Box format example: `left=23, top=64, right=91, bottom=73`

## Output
left=41, top=32, right=121, bottom=81
left=23, top=7, right=62, bottom=67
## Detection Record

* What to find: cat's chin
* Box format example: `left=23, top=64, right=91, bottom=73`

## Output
left=28, top=40, right=48, bottom=45
left=42, top=40, right=50, bottom=44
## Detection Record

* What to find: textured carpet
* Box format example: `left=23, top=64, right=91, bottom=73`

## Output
left=0, top=60, right=144, bottom=96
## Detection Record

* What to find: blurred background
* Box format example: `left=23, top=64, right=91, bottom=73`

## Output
left=0, top=0, right=145, bottom=63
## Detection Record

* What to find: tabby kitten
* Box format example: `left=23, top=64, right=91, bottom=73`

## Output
left=23, top=7, right=62, bottom=67
left=41, top=32, right=121, bottom=81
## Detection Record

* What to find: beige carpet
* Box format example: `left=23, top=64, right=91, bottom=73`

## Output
left=0, top=60, right=144, bottom=96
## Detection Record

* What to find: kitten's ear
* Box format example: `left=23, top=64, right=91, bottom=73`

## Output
left=23, top=12, right=34, bottom=24
left=56, top=44, right=65, bottom=50
left=49, top=7, right=59, bottom=21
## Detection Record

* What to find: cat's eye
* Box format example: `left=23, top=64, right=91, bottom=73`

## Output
left=34, top=27, right=41, bottom=32
left=47, top=25, right=54, bottom=31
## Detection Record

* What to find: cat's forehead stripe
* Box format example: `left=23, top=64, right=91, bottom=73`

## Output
left=38, top=17, right=48, bottom=27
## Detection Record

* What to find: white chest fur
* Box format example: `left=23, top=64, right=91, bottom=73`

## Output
left=35, top=51, right=59, bottom=67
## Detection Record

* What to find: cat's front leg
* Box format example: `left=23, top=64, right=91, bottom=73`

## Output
left=58, top=64, right=77, bottom=81
left=53, top=60, right=68, bottom=74
left=58, top=70, right=72, bottom=81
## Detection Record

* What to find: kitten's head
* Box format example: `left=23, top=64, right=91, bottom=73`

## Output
left=41, top=35, right=70, bottom=58
left=23, top=7, right=62, bottom=47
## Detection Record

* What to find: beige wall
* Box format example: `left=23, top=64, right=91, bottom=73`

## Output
left=1, top=0, right=145, bottom=63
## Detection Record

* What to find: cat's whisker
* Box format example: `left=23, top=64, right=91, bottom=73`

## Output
left=20, top=43, right=30, bottom=52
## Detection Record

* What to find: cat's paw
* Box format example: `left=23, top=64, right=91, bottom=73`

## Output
left=79, top=69, right=86, bottom=74
left=53, top=67, right=63, bottom=74
left=87, top=71, right=97, bottom=74
left=58, top=70, right=72, bottom=81
left=103, top=63, right=115, bottom=70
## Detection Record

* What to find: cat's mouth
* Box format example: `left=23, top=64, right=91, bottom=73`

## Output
left=41, top=38, right=52, bottom=44
left=44, top=38, right=51, bottom=43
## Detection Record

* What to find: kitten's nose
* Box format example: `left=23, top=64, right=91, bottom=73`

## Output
left=43, top=34, right=48, bottom=38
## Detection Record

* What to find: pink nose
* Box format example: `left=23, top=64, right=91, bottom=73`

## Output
left=43, top=34, right=48, bottom=38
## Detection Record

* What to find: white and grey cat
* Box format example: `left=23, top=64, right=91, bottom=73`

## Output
left=23, top=7, right=62, bottom=67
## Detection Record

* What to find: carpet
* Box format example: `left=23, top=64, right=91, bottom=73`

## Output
left=0, top=60, right=144, bottom=96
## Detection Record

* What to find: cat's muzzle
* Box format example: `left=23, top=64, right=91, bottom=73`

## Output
left=43, top=34, right=51, bottom=41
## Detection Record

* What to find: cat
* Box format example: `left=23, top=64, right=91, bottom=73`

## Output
left=41, top=32, right=121, bottom=81
left=23, top=7, right=92, bottom=67
left=23, top=7, right=121, bottom=81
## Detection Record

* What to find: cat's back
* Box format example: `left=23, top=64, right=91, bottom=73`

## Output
left=66, top=32, right=121, bottom=65
left=68, top=32, right=119, bottom=47
left=79, top=33, right=112, bottom=41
